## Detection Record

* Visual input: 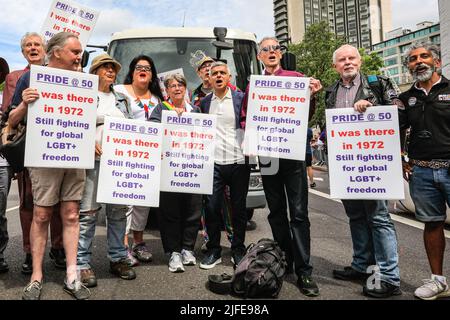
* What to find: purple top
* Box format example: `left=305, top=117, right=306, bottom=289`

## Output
left=264, top=68, right=304, bottom=77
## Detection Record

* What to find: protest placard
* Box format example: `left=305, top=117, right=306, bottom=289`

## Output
left=25, top=65, right=97, bottom=169
left=40, top=0, right=100, bottom=48
left=157, top=69, right=190, bottom=102
left=243, top=75, right=311, bottom=160
left=160, top=110, right=216, bottom=194
left=97, top=117, right=162, bottom=207
left=326, top=106, right=404, bottom=200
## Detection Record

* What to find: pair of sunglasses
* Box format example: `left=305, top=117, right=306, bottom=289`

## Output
left=260, top=45, right=282, bottom=53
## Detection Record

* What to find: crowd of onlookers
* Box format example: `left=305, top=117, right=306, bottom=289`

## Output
left=310, top=129, right=327, bottom=167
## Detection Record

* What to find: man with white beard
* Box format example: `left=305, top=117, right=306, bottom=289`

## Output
left=399, top=41, right=450, bottom=300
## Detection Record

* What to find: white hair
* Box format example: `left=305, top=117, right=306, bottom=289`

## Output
left=332, top=44, right=361, bottom=64
left=20, top=32, right=45, bottom=52
left=46, top=32, right=79, bottom=60
left=258, top=37, right=280, bottom=51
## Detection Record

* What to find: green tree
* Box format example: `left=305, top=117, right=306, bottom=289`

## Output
left=288, top=21, right=383, bottom=127
left=360, top=49, right=383, bottom=75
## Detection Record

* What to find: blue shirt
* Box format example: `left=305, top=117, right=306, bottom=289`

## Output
left=11, top=71, right=30, bottom=108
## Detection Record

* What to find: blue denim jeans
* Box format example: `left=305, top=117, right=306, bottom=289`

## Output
left=0, top=166, right=12, bottom=259
left=77, top=163, right=128, bottom=269
left=341, top=200, right=400, bottom=286
left=410, top=166, right=450, bottom=222
left=77, top=204, right=128, bottom=269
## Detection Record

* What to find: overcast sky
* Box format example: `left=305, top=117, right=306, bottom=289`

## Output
left=391, top=0, right=439, bottom=30
left=0, top=0, right=440, bottom=71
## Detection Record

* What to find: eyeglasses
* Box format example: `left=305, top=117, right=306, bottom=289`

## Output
left=260, top=45, right=281, bottom=53
left=168, top=83, right=185, bottom=89
left=135, top=65, right=152, bottom=72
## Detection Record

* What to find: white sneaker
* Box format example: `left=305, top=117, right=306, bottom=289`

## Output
left=181, top=249, right=196, bottom=266
left=168, top=252, right=185, bottom=273
left=414, top=277, right=450, bottom=300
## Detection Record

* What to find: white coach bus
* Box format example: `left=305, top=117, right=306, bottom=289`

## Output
left=94, top=26, right=268, bottom=221
left=107, top=27, right=261, bottom=94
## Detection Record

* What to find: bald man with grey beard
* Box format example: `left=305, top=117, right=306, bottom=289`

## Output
left=326, top=44, right=401, bottom=299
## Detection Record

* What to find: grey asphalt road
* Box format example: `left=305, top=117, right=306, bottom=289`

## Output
left=0, top=168, right=449, bottom=303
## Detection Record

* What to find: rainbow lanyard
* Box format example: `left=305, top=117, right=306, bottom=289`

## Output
left=162, top=101, right=175, bottom=111
left=136, top=97, right=155, bottom=120
left=162, top=101, right=186, bottom=112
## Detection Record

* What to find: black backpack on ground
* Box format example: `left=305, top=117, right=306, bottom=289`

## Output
left=232, top=238, right=287, bottom=299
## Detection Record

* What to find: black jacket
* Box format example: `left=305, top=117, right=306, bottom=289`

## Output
left=325, top=73, right=400, bottom=109
left=399, top=76, right=450, bottom=160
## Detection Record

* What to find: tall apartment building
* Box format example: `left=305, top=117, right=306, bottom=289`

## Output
left=371, top=22, right=440, bottom=89
left=439, top=0, right=449, bottom=77
left=274, top=0, right=392, bottom=48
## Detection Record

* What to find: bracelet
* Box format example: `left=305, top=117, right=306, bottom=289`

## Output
left=401, top=152, right=409, bottom=162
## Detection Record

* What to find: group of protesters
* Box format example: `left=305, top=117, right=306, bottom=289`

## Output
left=0, top=30, right=448, bottom=302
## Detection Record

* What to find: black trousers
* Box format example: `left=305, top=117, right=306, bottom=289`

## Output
left=205, top=163, right=250, bottom=255
left=158, top=192, right=200, bottom=254
left=259, top=157, right=312, bottom=276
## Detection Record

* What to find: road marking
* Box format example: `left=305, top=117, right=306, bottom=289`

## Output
left=309, top=189, right=450, bottom=239
left=309, top=189, right=341, bottom=203
left=313, top=177, right=324, bottom=182
left=6, top=206, right=19, bottom=213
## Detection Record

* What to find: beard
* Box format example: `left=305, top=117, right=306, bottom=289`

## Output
left=412, top=63, right=435, bottom=82
left=342, top=69, right=358, bottom=81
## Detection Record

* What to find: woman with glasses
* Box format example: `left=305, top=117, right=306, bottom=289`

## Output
left=150, top=74, right=201, bottom=273
left=114, top=55, right=164, bottom=266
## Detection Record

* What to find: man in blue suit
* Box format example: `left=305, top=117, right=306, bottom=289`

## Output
left=198, top=61, right=250, bottom=269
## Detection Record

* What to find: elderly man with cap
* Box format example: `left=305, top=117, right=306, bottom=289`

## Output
left=190, top=50, right=215, bottom=107
left=76, top=53, right=136, bottom=289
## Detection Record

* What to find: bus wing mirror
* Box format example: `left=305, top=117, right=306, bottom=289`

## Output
left=177, top=39, right=188, bottom=55
left=281, top=52, right=296, bottom=71
left=212, top=27, right=233, bottom=50
left=81, top=51, right=90, bottom=68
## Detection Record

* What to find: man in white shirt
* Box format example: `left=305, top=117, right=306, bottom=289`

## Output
left=198, top=61, right=250, bottom=269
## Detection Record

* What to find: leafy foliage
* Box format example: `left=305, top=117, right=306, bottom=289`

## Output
left=288, top=21, right=383, bottom=128
left=360, top=49, right=383, bottom=76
